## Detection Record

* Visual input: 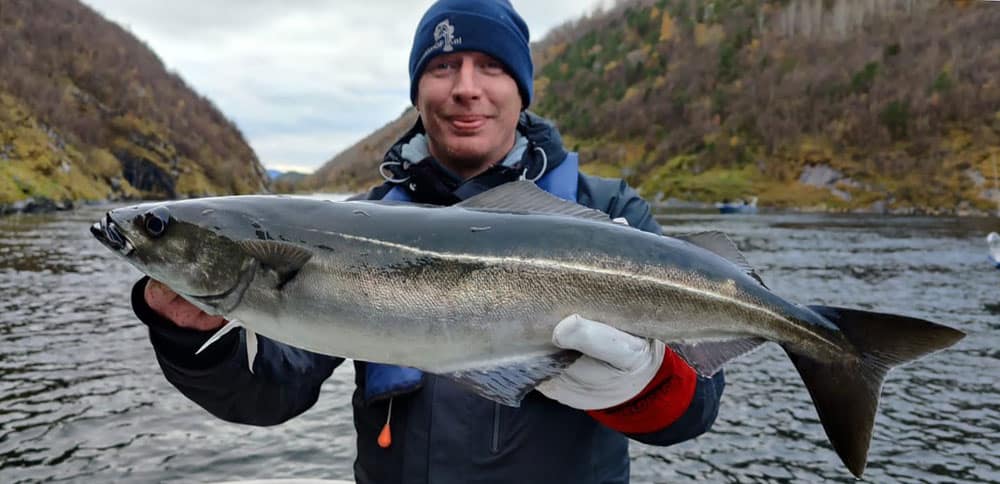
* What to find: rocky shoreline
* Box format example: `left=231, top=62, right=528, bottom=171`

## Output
left=650, top=201, right=999, bottom=217
left=0, top=197, right=77, bottom=216
left=0, top=196, right=141, bottom=216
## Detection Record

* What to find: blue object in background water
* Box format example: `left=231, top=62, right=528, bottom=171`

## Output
left=717, top=204, right=758, bottom=215
left=0, top=205, right=998, bottom=483
left=716, top=197, right=758, bottom=214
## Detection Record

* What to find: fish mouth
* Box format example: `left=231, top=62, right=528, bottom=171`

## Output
left=90, top=213, right=134, bottom=256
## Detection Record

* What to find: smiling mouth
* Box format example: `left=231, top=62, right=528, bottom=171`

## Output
left=447, top=115, right=489, bottom=131
left=91, top=214, right=134, bottom=256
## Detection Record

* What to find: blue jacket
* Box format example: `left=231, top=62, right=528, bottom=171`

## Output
left=133, top=112, right=725, bottom=483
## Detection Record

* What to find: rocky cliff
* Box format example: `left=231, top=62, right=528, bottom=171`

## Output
left=0, top=0, right=268, bottom=213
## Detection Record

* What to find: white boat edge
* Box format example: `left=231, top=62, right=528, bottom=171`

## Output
left=988, top=232, right=1000, bottom=268
left=210, top=480, right=354, bottom=484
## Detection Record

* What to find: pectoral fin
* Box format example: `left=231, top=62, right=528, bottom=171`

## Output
left=238, top=240, right=312, bottom=288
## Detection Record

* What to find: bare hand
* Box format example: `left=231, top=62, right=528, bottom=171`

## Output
left=144, top=279, right=227, bottom=331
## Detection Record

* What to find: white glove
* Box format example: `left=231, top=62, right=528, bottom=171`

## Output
left=536, top=314, right=666, bottom=410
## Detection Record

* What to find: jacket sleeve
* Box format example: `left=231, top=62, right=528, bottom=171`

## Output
left=131, top=277, right=344, bottom=426
left=625, top=372, right=725, bottom=445
left=577, top=174, right=726, bottom=445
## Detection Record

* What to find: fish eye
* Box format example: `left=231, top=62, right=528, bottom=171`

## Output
left=142, top=206, right=171, bottom=238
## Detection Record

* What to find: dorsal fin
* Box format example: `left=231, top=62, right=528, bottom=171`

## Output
left=238, top=240, right=313, bottom=288
left=456, top=181, right=612, bottom=223
left=676, top=231, right=767, bottom=287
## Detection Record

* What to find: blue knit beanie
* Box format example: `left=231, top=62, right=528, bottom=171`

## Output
left=409, top=0, right=533, bottom=108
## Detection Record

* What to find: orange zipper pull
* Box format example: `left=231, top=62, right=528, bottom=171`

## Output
left=378, top=397, right=393, bottom=448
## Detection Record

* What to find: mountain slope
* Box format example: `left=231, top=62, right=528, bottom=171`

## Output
left=299, top=0, right=999, bottom=214
left=0, top=0, right=267, bottom=209
left=298, top=107, right=419, bottom=193
left=533, top=0, right=1000, bottom=213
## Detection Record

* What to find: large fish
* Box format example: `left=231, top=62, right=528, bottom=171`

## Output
left=91, top=181, right=963, bottom=477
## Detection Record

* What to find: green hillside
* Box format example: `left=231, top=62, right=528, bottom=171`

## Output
left=532, top=0, right=1000, bottom=213
left=0, top=0, right=267, bottom=211
left=301, top=0, right=1000, bottom=214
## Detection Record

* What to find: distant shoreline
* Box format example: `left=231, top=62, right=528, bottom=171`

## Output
left=3, top=193, right=996, bottom=219
left=0, top=193, right=353, bottom=217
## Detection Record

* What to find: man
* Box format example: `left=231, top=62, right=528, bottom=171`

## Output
left=133, top=1, right=725, bottom=482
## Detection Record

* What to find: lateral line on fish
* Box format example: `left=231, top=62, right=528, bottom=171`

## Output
left=313, top=230, right=790, bottom=324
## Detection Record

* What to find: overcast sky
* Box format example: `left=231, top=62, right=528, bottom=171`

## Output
left=80, top=1, right=613, bottom=173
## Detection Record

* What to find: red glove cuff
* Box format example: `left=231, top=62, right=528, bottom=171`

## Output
left=586, top=347, right=697, bottom=434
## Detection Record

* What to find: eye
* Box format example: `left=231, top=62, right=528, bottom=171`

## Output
left=142, top=206, right=170, bottom=238
left=481, top=60, right=505, bottom=75
left=429, top=61, right=456, bottom=74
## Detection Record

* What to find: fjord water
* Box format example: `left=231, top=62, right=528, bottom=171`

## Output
left=1, top=204, right=997, bottom=483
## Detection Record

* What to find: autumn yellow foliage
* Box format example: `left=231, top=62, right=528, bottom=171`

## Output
left=659, top=12, right=675, bottom=42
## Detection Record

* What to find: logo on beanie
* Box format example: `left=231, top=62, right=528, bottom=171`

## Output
left=426, top=19, right=462, bottom=57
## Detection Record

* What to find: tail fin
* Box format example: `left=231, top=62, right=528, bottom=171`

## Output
left=786, top=306, right=965, bottom=478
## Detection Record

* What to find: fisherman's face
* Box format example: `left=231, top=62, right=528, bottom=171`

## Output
left=417, top=51, right=522, bottom=180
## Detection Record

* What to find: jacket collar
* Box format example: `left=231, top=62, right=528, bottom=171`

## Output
left=378, top=111, right=569, bottom=204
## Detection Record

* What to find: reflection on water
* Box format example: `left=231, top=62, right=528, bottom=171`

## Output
left=1, top=205, right=998, bottom=483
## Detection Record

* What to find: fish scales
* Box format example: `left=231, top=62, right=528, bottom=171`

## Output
left=221, top=203, right=843, bottom=371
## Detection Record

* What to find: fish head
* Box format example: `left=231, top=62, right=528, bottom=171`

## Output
left=91, top=200, right=256, bottom=308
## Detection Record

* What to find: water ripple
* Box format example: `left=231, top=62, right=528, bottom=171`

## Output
left=1, top=206, right=997, bottom=483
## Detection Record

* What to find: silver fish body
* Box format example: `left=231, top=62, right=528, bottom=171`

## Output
left=222, top=199, right=840, bottom=373
left=91, top=181, right=964, bottom=477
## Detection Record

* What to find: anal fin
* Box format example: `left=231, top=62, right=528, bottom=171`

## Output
left=669, top=338, right=766, bottom=377
left=437, top=350, right=581, bottom=407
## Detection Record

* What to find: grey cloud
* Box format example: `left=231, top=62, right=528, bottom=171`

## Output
left=84, top=0, right=331, bottom=39
left=80, top=1, right=610, bottom=171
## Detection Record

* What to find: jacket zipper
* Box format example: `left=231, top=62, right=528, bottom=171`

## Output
left=490, top=402, right=501, bottom=453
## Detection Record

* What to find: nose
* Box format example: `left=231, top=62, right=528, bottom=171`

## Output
left=451, top=62, right=482, bottom=101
